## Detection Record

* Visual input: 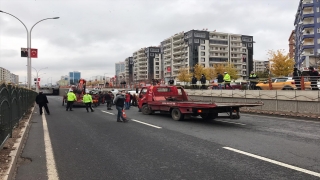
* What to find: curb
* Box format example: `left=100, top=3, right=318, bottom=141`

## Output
left=2, top=105, right=35, bottom=180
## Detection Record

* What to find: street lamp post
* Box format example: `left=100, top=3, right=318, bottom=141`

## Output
left=32, top=67, right=48, bottom=92
left=0, top=10, right=59, bottom=89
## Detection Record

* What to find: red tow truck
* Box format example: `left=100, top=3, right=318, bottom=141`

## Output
left=138, top=85, right=263, bottom=121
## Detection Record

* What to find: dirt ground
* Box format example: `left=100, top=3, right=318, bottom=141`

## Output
left=0, top=110, right=31, bottom=179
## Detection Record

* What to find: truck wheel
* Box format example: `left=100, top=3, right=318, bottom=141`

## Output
left=171, top=108, right=184, bottom=121
left=142, top=104, right=152, bottom=115
left=201, top=113, right=218, bottom=120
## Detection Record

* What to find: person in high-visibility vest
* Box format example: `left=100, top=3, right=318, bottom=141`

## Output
left=249, top=71, right=259, bottom=90
left=83, top=91, right=94, bottom=112
left=223, top=72, right=233, bottom=89
left=66, top=90, right=77, bottom=111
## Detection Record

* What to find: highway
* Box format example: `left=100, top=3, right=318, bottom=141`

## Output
left=14, top=96, right=320, bottom=180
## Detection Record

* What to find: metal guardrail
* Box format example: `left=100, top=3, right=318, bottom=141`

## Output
left=0, top=83, right=37, bottom=149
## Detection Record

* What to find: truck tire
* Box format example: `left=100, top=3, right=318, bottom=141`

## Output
left=171, top=108, right=184, bottom=121
left=142, top=104, right=152, bottom=115
left=200, top=113, right=218, bottom=120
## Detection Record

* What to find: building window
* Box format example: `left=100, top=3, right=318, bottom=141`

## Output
left=248, top=43, right=252, bottom=47
left=201, top=58, right=205, bottom=62
left=201, top=52, right=205, bottom=56
left=200, top=46, right=205, bottom=50
left=194, top=39, right=200, bottom=43
left=318, top=39, right=320, bottom=44
left=200, top=39, right=205, bottom=44
left=317, top=7, right=320, bottom=12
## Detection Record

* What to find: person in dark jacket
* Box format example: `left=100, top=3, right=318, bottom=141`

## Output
left=35, top=91, right=50, bottom=115
left=105, top=91, right=113, bottom=110
left=309, top=66, right=319, bottom=90
left=191, top=75, right=197, bottom=89
left=200, top=74, right=206, bottom=89
left=217, top=73, right=224, bottom=89
left=293, top=68, right=302, bottom=90
left=113, top=91, right=128, bottom=122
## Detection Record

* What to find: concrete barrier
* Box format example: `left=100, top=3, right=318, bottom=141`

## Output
left=58, top=88, right=320, bottom=115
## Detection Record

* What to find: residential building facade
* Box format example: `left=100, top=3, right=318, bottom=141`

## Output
left=69, top=71, right=81, bottom=85
left=0, top=67, right=19, bottom=85
left=253, top=60, right=269, bottom=72
left=289, top=30, right=296, bottom=59
left=294, top=0, right=320, bottom=70
left=115, top=62, right=125, bottom=85
left=161, top=30, right=254, bottom=82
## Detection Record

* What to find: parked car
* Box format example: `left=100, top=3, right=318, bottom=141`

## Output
left=256, top=77, right=311, bottom=90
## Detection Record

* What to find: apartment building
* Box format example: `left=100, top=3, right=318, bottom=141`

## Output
left=132, top=46, right=162, bottom=83
left=294, top=0, right=320, bottom=70
left=0, top=67, right=19, bottom=85
left=253, top=60, right=269, bottom=72
left=289, top=30, right=296, bottom=59
left=161, top=30, right=254, bottom=81
left=115, top=62, right=125, bottom=85
left=124, top=57, right=134, bottom=84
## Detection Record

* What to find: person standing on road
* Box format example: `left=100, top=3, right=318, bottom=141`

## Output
left=308, top=66, right=319, bottom=90
left=83, top=91, right=94, bottom=112
left=248, top=71, right=259, bottom=90
left=125, top=92, right=131, bottom=110
left=217, top=73, right=224, bottom=89
left=223, top=72, right=233, bottom=90
left=293, top=68, right=302, bottom=90
left=191, top=75, right=197, bottom=89
left=105, top=91, right=113, bottom=110
left=200, top=74, right=206, bottom=89
left=35, top=91, right=50, bottom=115
left=168, top=78, right=174, bottom=85
left=66, top=90, right=77, bottom=111
left=113, top=91, right=128, bottom=122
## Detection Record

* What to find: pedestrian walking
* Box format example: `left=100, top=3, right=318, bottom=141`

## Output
left=293, top=68, right=302, bottom=90
left=35, top=91, right=50, bottom=115
left=191, top=75, right=197, bottom=89
left=200, top=74, right=206, bottom=89
left=132, top=93, right=138, bottom=106
left=308, top=66, right=319, bottom=90
left=105, top=91, right=113, bottom=110
left=83, top=91, right=94, bottom=112
left=113, top=91, right=128, bottom=122
left=223, top=72, right=233, bottom=89
left=66, top=90, right=77, bottom=111
left=217, top=73, right=224, bottom=89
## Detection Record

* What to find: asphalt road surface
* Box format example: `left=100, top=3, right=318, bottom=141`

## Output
left=14, top=96, right=320, bottom=180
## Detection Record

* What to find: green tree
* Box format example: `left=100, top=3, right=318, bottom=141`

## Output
left=268, top=49, right=294, bottom=77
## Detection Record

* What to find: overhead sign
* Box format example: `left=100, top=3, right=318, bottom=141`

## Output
left=21, top=48, right=38, bottom=58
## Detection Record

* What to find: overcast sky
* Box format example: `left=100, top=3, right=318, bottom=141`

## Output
left=0, top=0, right=299, bottom=85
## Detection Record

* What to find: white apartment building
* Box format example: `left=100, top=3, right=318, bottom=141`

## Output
left=115, top=62, right=125, bottom=85
left=161, top=30, right=254, bottom=81
left=253, top=60, right=269, bottom=72
left=132, top=46, right=162, bottom=83
left=0, top=67, right=19, bottom=85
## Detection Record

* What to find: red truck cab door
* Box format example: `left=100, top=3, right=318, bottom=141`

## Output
left=138, top=87, right=148, bottom=108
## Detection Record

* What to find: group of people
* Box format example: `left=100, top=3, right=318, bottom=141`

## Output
left=293, top=66, right=319, bottom=90
left=191, top=72, right=233, bottom=90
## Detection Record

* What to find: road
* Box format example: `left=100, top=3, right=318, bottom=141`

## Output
left=14, top=96, right=320, bottom=180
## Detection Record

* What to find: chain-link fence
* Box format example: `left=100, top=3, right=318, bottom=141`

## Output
left=0, top=83, right=37, bottom=149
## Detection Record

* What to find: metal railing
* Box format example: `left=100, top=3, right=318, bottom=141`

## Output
left=0, top=83, right=37, bottom=149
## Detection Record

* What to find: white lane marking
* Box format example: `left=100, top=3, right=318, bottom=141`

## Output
left=215, top=120, right=246, bottom=126
left=131, top=119, right=162, bottom=129
left=223, top=147, right=320, bottom=178
left=42, top=114, right=59, bottom=179
left=243, top=114, right=320, bottom=124
left=102, top=110, right=115, bottom=115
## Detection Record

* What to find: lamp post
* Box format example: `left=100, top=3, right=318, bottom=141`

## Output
left=0, top=10, right=59, bottom=89
left=47, top=77, right=52, bottom=86
left=32, top=67, right=48, bottom=92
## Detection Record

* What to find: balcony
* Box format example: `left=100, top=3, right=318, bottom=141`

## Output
left=230, top=37, right=241, bottom=42
left=302, top=13, right=314, bottom=20
left=301, top=50, right=314, bottom=56
left=173, top=38, right=184, bottom=44
left=302, top=0, right=313, bottom=8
